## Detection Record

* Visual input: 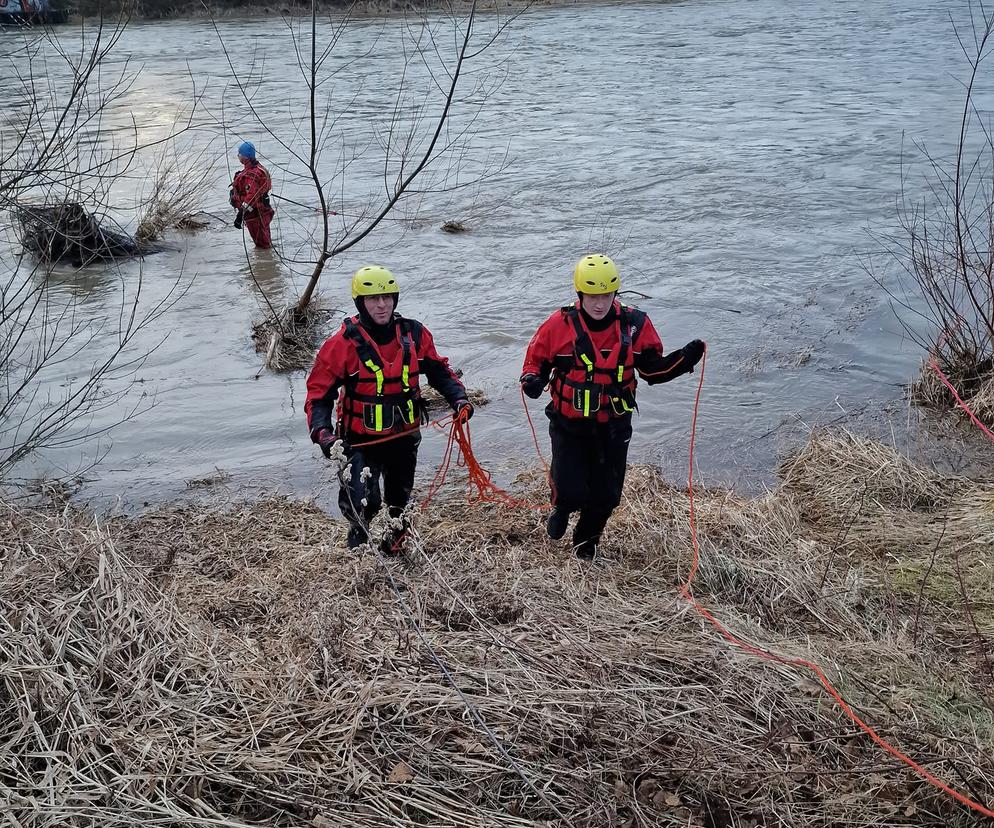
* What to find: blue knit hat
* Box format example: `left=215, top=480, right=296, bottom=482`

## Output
left=237, top=141, right=256, bottom=160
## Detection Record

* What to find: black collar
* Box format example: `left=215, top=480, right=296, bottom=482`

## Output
left=579, top=302, right=617, bottom=332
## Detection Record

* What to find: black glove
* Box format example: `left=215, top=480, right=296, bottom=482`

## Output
left=520, top=373, right=546, bottom=399
left=683, top=339, right=706, bottom=369
left=313, top=427, right=341, bottom=459
left=454, top=399, right=474, bottom=421
left=233, top=211, right=243, bottom=230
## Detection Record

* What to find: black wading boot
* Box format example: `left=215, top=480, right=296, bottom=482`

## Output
left=546, top=507, right=570, bottom=540
left=347, top=525, right=368, bottom=551
left=574, top=538, right=597, bottom=560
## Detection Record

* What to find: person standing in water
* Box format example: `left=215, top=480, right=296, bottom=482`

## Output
left=229, top=141, right=275, bottom=249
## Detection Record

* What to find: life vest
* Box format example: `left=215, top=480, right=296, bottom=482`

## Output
left=337, top=316, right=425, bottom=437
left=549, top=304, right=646, bottom=420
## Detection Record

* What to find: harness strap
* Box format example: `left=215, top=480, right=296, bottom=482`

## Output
left=342, top=317, right=419, bottom=432
left=554, top=305, right=642, bottom=418
left=399, top=320, right=416, bottom=426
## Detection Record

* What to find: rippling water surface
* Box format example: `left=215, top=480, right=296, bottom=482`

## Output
left=3, top=0, right=989, bottom=507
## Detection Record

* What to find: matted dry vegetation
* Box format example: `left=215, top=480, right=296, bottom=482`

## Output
left=251, top=302, right=338, bottom=373
left=914, top=358, right=994, bottom=430
left=2, top=430, right=993, bottom=827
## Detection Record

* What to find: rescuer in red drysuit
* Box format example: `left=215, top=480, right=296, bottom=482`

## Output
left=229, top=141, right=275, bottom=249
left=521, top=254, right=705, bottom=560
left=305, top=265, right=473, bottom=553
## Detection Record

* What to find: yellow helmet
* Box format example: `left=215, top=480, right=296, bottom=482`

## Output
left=351, top=265, right=399, bottom=299
left=573, top=254, right=620, bottom=295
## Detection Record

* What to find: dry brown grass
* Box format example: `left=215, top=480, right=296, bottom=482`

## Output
left=779, top=428, right=994, bottom=666
left=2, top=430, right=993, bottom=827
left=964, top=374, right=994, bottom=427
left=912, top=355, right=994, bottom=430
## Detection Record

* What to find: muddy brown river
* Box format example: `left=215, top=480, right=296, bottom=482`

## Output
left=2, top=0, right=989, bottom=509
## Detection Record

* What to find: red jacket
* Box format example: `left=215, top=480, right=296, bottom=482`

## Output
left=306, top=314, right=466, bottom=442
left=230, top=161, right=272, bottom=213
left=522, top=301, right=691, bottom=422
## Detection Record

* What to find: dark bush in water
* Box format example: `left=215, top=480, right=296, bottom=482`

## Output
left=15, top=202, right=162, bottom=266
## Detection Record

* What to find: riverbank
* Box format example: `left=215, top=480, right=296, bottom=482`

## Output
left=69, top=0, right=617, bottom=22
left=3, top=428, right=992, bottom=826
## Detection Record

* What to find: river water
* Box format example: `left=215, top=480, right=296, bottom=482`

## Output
left=2, top=0, right=989, bottom=508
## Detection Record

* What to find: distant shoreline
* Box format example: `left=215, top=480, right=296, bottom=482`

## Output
left=71, top=0, right=622, bottom=23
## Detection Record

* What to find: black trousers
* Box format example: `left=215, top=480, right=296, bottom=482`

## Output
left=548, top=412, right=633, bottom=548
left=338, top=432, right=421, bottom=549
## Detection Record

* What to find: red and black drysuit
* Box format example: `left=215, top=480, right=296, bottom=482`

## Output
left=306, top=312, right=467, bottom=550
left=229, top=160, right=274, bottom=248
left=521, top=300, right=702, bottom=556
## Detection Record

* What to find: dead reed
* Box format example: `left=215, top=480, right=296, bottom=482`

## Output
left=2, top=430, right=992, bottom=826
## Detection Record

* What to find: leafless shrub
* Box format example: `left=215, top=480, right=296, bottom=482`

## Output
left=869, top=4, right=994, bottom=425
left=210, top=0, right=519, bottom=370
left=250, top=300, right=338, bottom=372
left=0, top=15, right=199, bottom=483
left=135, top=141, right=217, bottom=243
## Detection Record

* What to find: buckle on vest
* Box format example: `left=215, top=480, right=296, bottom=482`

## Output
left=363, top=400, right=419, bottom=432
left=608, top=388, right=637, bottom=416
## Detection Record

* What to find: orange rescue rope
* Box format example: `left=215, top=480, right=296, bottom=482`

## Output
left=421, top=402, right=551, bottom=511
left=355, top=357, right=994, bottom=821
left=929, top=357, right=994, bottom=443
left=681, top=347, right=994, bottom=821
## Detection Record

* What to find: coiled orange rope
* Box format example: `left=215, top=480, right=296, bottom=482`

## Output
left=422, top=403, right=551, bottom=511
